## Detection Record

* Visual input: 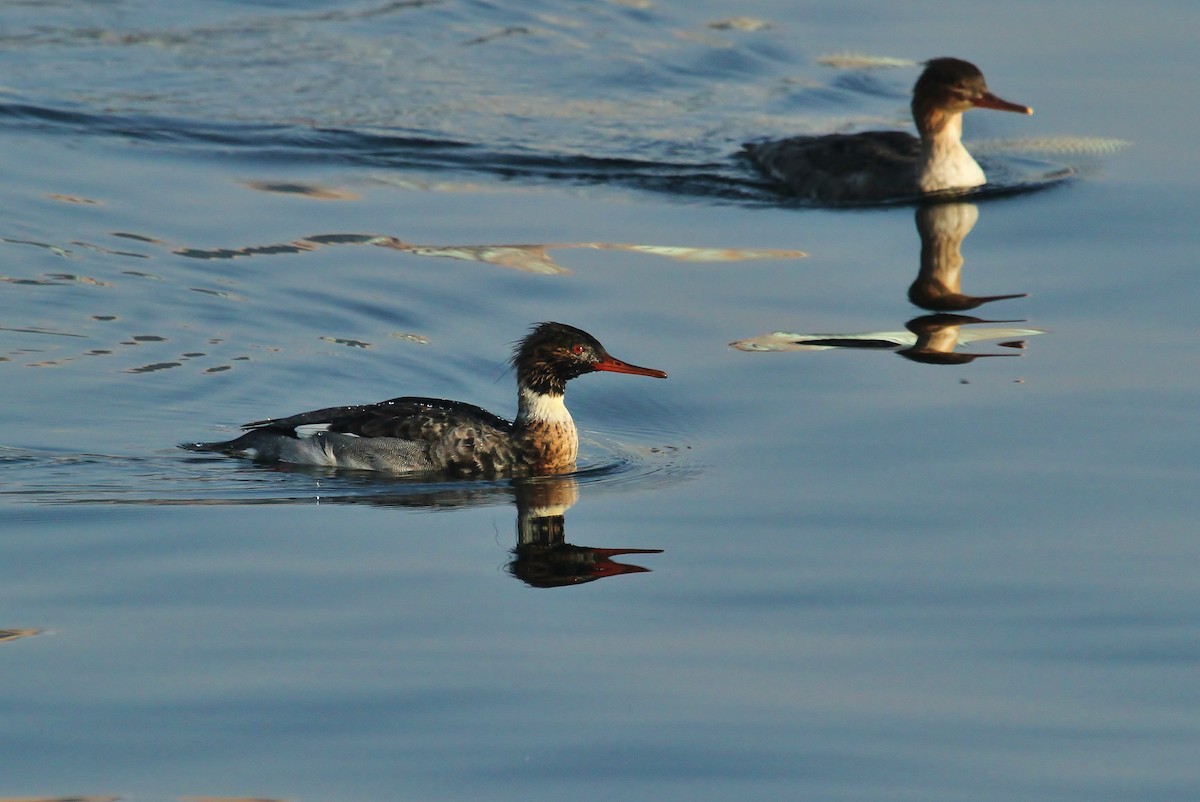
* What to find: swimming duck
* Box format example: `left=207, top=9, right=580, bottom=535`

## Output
left=183, top=322, right=668, bottom=476
left=745, top=57, right=1032, bottom=202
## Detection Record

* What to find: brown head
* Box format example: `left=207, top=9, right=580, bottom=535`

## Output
left=912, top=57, right=1032, bottom=133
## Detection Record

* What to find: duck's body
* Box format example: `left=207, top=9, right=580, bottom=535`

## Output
left=745, top=58, right=1032, bottom=202
left=183, top=322, right=667, bottom=477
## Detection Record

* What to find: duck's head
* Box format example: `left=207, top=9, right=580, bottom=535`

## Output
left=513, top=322, right=668, bottom=396
left=913, top=57, right=1032, bottom=130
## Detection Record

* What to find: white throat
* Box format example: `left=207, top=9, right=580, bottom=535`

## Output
left=517, top=387, right=574, bottom=425
left=918, top=113, right=986, bottom=192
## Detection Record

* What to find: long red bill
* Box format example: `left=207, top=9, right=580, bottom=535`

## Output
left=975, top=91, right=1033, bottom=115
left=593, top=356, right=668, bottom=378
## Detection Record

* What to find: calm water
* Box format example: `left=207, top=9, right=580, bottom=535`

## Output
left=1, top=1, right=1197, bottom=800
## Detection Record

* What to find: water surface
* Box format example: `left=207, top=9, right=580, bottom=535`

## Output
left=1, top=1, right=1197, bottom=800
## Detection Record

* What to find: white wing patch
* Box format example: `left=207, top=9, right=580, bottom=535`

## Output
left=295, top=423, right=340, bottom=438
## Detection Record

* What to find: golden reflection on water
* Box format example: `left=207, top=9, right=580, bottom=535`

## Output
left=0, top=797, right=120, bottom=802
left=0, top=629, right=42, bottom=643
left=241, top=180, right=359, bottom=200
left=3, top=210, right=803, bottom=374
left=171, top=233, right=805, bottom=275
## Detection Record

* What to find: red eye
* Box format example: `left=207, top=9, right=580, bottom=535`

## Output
left=571, top=343, right=584, bottom=355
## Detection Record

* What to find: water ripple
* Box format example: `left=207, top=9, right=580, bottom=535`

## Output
left=0, top=99, right=1077, bottom=205
left=0, top=431, right=698, bottom=510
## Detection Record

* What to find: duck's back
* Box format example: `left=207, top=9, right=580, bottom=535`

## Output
left=745, top=131, right=920, bottom=202
left=189, top=396, right=525, bottom=476
left=274, top=396, right=522, bottom=476
left=270, top=396, right=513, bottom=442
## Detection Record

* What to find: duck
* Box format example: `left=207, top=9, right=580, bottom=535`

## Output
left=182, top=322, right=667, bottom=476
left=744, top=57, right=1032, bottom=202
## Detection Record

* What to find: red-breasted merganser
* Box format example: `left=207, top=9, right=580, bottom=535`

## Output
left=745, top=57, right=1033, bottom=202
left=183, top=322, right=668, bottom=476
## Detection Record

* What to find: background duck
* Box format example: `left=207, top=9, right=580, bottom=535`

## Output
left=745, top=57, right=1033, bottom=203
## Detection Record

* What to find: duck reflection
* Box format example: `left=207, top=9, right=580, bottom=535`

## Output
left=509, top=476, right=662, bottom=588
left=264, top=466, right=663, bottom=588
left=908, top=201, right=1025, bottom=311
left=731, top=199, right=1042, bottom=361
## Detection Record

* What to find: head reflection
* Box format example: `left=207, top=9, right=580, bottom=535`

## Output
left=897, top=314, right=1025, bottom=364
left=509, top=476, right=662, bottom=588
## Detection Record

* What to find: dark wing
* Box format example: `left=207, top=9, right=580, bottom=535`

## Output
left=244, top=396, right=514, bottom=441
left=745, top=131, right=919, bottom=201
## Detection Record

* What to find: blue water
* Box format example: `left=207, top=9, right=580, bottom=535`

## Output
left=2, top=1, right=1198, bottom=800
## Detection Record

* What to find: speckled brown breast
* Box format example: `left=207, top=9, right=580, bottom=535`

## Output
left=518, top=420, right=579, bottom=474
